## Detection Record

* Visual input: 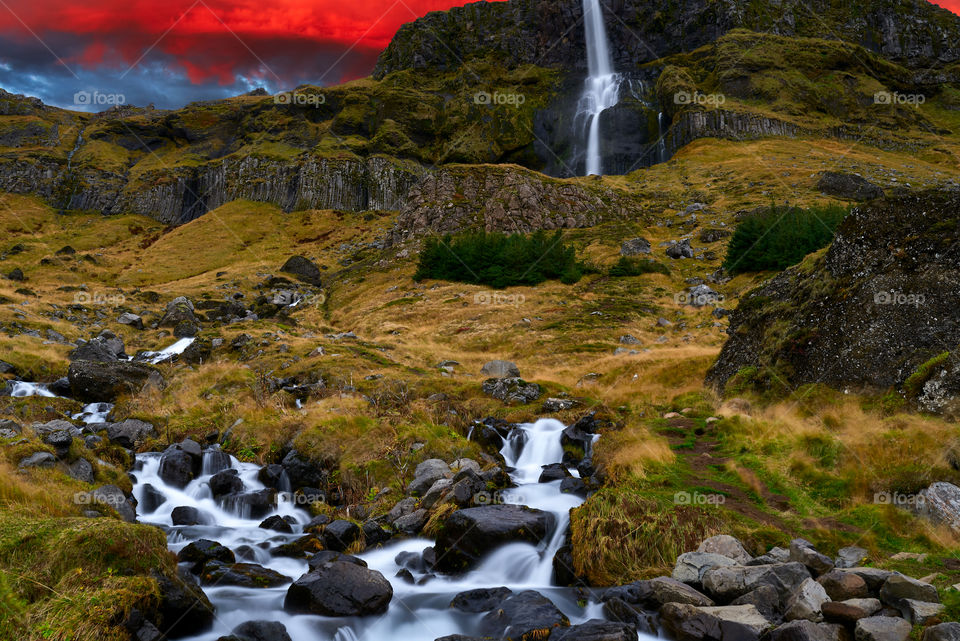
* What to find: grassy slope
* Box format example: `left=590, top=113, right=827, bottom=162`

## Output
left=2, top=112, right=960, bottom=637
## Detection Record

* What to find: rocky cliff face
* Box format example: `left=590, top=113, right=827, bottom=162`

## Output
left=706, top=189, right=960, bottom=415
left=387, top=164, right=642, bottom=243
left=374, top=0, right=960, bottom=78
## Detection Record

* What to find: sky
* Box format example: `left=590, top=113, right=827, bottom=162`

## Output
left=0, top=0, right=957, bottom=111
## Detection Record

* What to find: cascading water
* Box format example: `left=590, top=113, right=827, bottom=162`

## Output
left=132, top=418, right=651, bottom=640
left=576, top=0, right=621, bottom=176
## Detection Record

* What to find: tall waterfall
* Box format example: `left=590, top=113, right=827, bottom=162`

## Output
left=576, top=0, right=621, bottom=176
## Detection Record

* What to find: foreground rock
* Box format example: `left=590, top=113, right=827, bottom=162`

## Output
left=434, top=505, right=555, bottom=572
left=660, top=603, right=771, bottom=641
left=68, top=360, right=165, bottom=402
left=284, top=560, right=393, bottom=616
left=707, top=189, right=960, bottom=419
left=479, top=590, right=569, bottom=639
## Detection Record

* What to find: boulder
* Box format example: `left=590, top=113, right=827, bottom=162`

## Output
left=479, top=590, right=569, bottom=639
left=550, top=620, right=639, bottom=641
left=833, top=568, right=895, bottom=592
left=284, top=561, right=393, bottom=616
left=117, top=313, right=144, bottom=330
left=362, top=521, right=391, bottom=546
left=770, top=620, right=850, bottom=641
left=171, top=506, right=211, bottom=526
left=790, top=539, right=835, bottom=576
left=257, top=464, right=289, bottom=491
left=816, top=172, right=884, bottom=201
left=280, top=255, right=323, bottom=287
left=209, top=469, right=243, bottom=498
left=323, top=519, right=361, bottom=552
left=88, top=485, right=137, bottom=522
left=409, top=459, right=452, bottom=496
left=43, top=428, right=74, bottom=458
left=159, top=448, right=199, bottom=489
left=104, top=419, right=157, bottom=448
left=280, top=449, right=326, bottom=489
left=69, top=330, right=126, bottom=362
left=178, top=539, right=236, bottom=573
left=18, top=451, right=56, bottom=469
left=229, top=620, right=292, bottom=641
left=259, top=515, right=294, bottom=533
left=784, top=578, right=830, bottom=622
left=153, top=567, right=215, bottom=638
left=821, top=601, right=873, bottom=626
left=878, top=574, right=939, bottom=609
left=270, top=535, right=323, bottom=559
left=481, top=377, right=541, bottom=403
left=854, top=616, right=911, bottom=641
left=914, top=482, right=960, bottom=532
left=68, top=360, right=164, bottom=402
left=698, top=535, right=753, bottom=564
left=666, top=239, right=695, bottom=259
left=307, top=551, right=367, bottom=571
left=923, top=623, right=960, bottom=641
left=731, top=584, right=781, bottom=620
left=67, top=458, right=95, bottom=484
left=674, top=552, right=738, bottom=585
left=421, top=479, right=453, bottom=509
left=199, top=561, right=290, bottom=588
left=621, top=238, right=652, bottom=256
left=159, top=297, right=199, bottom=334
left=139, top=484, right=167, bottom=513
left=900, top=599, right=945, bottom=624
left=394, top=509, right=429, bottom=535
left=434, top=505, right=555, bottom=572
left=818, top=570, right=869, bottom=601
left=702, top=562, right=811, bottom=602
left=480, top=360, right=521, bottom=378
left=219, top=489, right=277, bottom=519
left=450, top=587, right=513, bottom=613
left=660, top=603, right=771, bottom=641
left=835, top=547, right=869, bottom=569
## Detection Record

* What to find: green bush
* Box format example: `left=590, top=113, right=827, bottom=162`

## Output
left=608, top=256, right=670, bottom=277
left=414, top=230, right=583, bottom=288
left=723, top=204, right=849, bottom=274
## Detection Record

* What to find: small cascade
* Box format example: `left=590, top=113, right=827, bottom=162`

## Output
left=575, top=0, right=622, bottom=176
left=132, top=418, right=651, bottom=640
left=657, top=111, right=669, bottom=163
left=7, top=381, right=56, bottom=398
left=137, top=337, right=195, bottom=364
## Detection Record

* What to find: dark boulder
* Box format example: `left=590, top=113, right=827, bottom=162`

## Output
left=104, top=419, right=157, bottom=448
left=271, top=534, right=323, bottom=559
left=479, top=590, right=569, bottom=639
left=280, top=255, right=324, bottom=287
left=324, top=519, right=361, bottom=552
left=817, top=171, right=884, bottom=201
left=139, top=484, right=167, bottom=513
left=69, top=330, right=126, bottom=362
left=706, top=190, right=960, bottom=418
left=198, top=561, right=291, bottom=588
left=257, top=464, right=290, bottom=491
left=307, top=551, right=368, bottom=571
left=280, top=449, right=326, bottom=489
left=209, top=469, right=244, bottom=498
left=259, top=515, right=294, bottom=533
left=178, top=539, right=236, bottom=573
left=219, top=489, right=277, bottom=519
left=283, top=561, right=393, bottom=616
left=68, top=360, right=164, bottom=403
left=88, top=485, right=137, bottom=522
left=159, top=448, right=200, bottom=489
left=171, top=506, right=212, bottom=526
left=551, top=620, right=639, bottom=641
left=153, top=567, right=215, bottom=638
left=228, top=620, right=292, bottom=641
left=434, top=505, right=555, bottom=572
left=450, top=587, right=513, bottom=613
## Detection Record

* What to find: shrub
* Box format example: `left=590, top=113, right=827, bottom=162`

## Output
left=723, top=203, right=849, bottom=274
left=414, top=230, right=583, bottom=288
left=608, top=256, right=670, bottom=277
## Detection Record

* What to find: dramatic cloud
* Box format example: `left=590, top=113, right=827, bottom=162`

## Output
left=0, top=0, right=494, bottom=109
left=0, top=0, right=957, bottom=110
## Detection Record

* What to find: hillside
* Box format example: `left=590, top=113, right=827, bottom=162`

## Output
left=2, top=0, right=960, bottom=640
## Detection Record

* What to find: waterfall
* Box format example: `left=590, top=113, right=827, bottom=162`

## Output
left=576, top=0, right=621, bottom=176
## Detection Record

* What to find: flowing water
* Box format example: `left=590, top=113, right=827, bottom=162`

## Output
left=576, top=0, right=622, bottom=175
left=132, top=418, right=648, bottom=640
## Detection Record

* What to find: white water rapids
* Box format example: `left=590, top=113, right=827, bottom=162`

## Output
left=131, top=418, right=651, bottom=640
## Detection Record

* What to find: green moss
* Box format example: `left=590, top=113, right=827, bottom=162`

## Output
left=903, top=351, right=951, bottom=399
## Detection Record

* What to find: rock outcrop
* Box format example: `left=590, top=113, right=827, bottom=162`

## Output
left=707, top=189, right=960, bottom=417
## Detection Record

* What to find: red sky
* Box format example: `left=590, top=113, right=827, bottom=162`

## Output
left=0, top=0, right=956, bottom=108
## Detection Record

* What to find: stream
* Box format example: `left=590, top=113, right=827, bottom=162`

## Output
left=131, top=418, right=651, bottom=640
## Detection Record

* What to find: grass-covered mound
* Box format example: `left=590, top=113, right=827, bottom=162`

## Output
left=414, top=230, right=584, bottom=287
left=723, top=203, right=848, bottom=274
